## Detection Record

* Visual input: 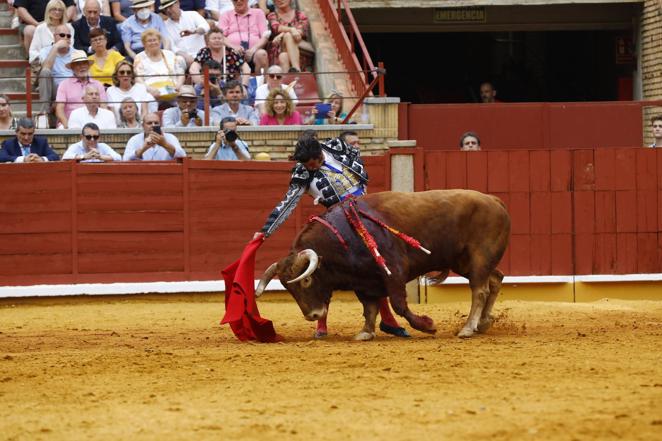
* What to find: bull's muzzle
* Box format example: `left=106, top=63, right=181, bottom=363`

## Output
left=304, top=306, right=327, bottom=321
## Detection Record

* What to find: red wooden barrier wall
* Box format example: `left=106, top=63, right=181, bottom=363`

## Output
left=424, top=148, right=662, bottom=275
left=2, top=148, right=660, bottom=287
left=0, top=157, right=390, bottom=286
left=403, top=102, right=644, bottom=150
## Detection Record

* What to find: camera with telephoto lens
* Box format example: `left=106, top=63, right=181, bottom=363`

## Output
left=224, top=129, right=238, bottom=142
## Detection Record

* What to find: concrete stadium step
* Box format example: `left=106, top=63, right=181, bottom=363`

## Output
left=0, top=43, right=25, bottom=60
left=0, top=29, right=20, bottom=45
left=0, top=11, right=14, bottom=28
left=0, top=59, right=29, bottom=76
left=0, top=77, right=28, bottom=91
left=4, top=92, right=38, bottom=112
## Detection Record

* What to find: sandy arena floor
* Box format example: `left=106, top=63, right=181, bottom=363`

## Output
left=1, top=294, right=661, bottom=441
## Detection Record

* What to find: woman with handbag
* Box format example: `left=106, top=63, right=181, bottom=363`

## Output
left=133, top=29, right=185, bottom=107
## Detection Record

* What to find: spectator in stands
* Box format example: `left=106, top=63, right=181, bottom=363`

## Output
left=106, top=59, right=154, bottom=120
left=123, top=112, right=187, bottom=160
left=75, top=0, right=111, bottom=17
left=134, top=29, right=186, bottom=104
left=308, top=90, right=348, bottom=125
left=55, top=49, right=108, bottom=128
left=339, top=130, right=359, bottom=148
left=62, top=122, right=122, bottom=161
left=254, top=64, right=297, bottom=115
left=205, top=0, right=233, bottom=22
left=37, top=24, right=75, bottom=121
left=162, top=85, right=205, bottom=127
left=68, top=84, right=118, bottom=129
left=15, top=0, right=76, bottom=54
left=73, top=0, right=122, bottom=56
left=193, top=59, right=224, bottom=110
left=218, top=0, right=269, bottom=75
left=110, top=0, right=132, bottom=23
left=257, top=0, right=273, bottom=16
left=189, top=27, right=249, bottom=87
left=117, top=97, right=141, bottom=128
left=88, top=28, right=125, bottom=87
left=204, top=116, right=251, bottom=160
left=160, top=0, right=209, bottom=68
left=480, top=81, right=498, bottom=103
left=0, top=95, right=19, bottom=131
left=267, top=0, right=312, bottom=73
left=650, top=115, right=662, bottom=148
left=459, top=131, right=481, bottom=151
left=177, top=0, right=206, bottom=16
left=259, top=88, right=301, bottom=125
left=121, top=0, right=171, bottom=59
left=211, top=79, right=259, bottom=125
left=0, top=118, right=60, bottom=163
left=28, top=0, right=75, bottom=64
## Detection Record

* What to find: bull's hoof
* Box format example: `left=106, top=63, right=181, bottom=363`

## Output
left=477, top=316, right=494, bottom=334
left=353, top=331, right=376, bottom=341
left=457, top=327, right=475, bottom=338
left=313, top=330, right=328, bottom=339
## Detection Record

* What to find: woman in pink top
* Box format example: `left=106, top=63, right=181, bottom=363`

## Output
left=259, top=88, right=303, bottom=125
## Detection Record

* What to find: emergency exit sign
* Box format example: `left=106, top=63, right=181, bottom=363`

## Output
left=433, top=7, right=486, bottom=23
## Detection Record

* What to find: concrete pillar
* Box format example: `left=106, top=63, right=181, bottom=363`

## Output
left=388, top=139, right=420, bottom=304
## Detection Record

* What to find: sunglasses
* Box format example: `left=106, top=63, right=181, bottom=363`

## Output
left=117, top=70, right=133, bottom=75
left=84, top=134, right=100, bottom=140
left=269, top=74, right=283, bottom=80
left=58, top=33, right=72, bottom=39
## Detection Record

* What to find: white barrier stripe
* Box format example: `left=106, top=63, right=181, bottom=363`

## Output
left=1, top=274, right=662, bottom=298
left=574, top=274, right=662, bottom=282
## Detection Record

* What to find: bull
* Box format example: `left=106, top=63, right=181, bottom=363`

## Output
left=256, top=189, right=511, bottom=340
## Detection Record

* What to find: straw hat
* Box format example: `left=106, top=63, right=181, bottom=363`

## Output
left=159, top=0, right=177, bottom=11
left=178, top=85, right=197, bottom=99
left=254, top=152, right=271, bottom=161
left=65, top=50, right=93, bottom=69
left=132, top=0, right=155, bottom=8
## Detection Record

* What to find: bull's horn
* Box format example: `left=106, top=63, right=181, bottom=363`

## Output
left=287, top=249, right=319, bottom=284
left=255, top=262, right=278, bottom=297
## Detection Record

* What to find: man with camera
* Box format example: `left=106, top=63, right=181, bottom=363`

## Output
left=123, top=113, right=187, bottom=161
left=204, top=116, right=251, bottom=160
left=162, top=85, right=206, bottom=128
left=194, top=59, right=224, bottom=110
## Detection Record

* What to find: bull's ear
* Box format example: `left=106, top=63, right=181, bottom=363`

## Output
left=301, top=276, right=313, bottom=288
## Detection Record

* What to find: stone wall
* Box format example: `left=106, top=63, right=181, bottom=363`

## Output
left=0, top=99, right=401, bottom=161
left=641, top=0, right=662, bottom=146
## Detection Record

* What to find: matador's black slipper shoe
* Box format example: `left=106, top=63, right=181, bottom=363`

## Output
left=379, top=321, right=411, bottom=338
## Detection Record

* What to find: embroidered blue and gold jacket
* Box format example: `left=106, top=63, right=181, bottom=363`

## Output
left=260, top=138, right=368, bottom=237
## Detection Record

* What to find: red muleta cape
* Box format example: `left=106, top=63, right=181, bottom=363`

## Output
left=221, top=234, right=283, bottom=342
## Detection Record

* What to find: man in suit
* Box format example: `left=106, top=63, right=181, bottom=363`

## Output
left=73, top=0, right=123, bottom=55
left=0, top=118, right=60, bottom=163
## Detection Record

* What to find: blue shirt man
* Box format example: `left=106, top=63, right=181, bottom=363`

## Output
left=121, top=0, right=170, bottom=57
left=39, top=45, right=74, bottom=88
left=204, top=116, right=251, bottom=160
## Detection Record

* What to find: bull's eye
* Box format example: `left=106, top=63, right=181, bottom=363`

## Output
left=301, top=276, right=313, bottom=288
